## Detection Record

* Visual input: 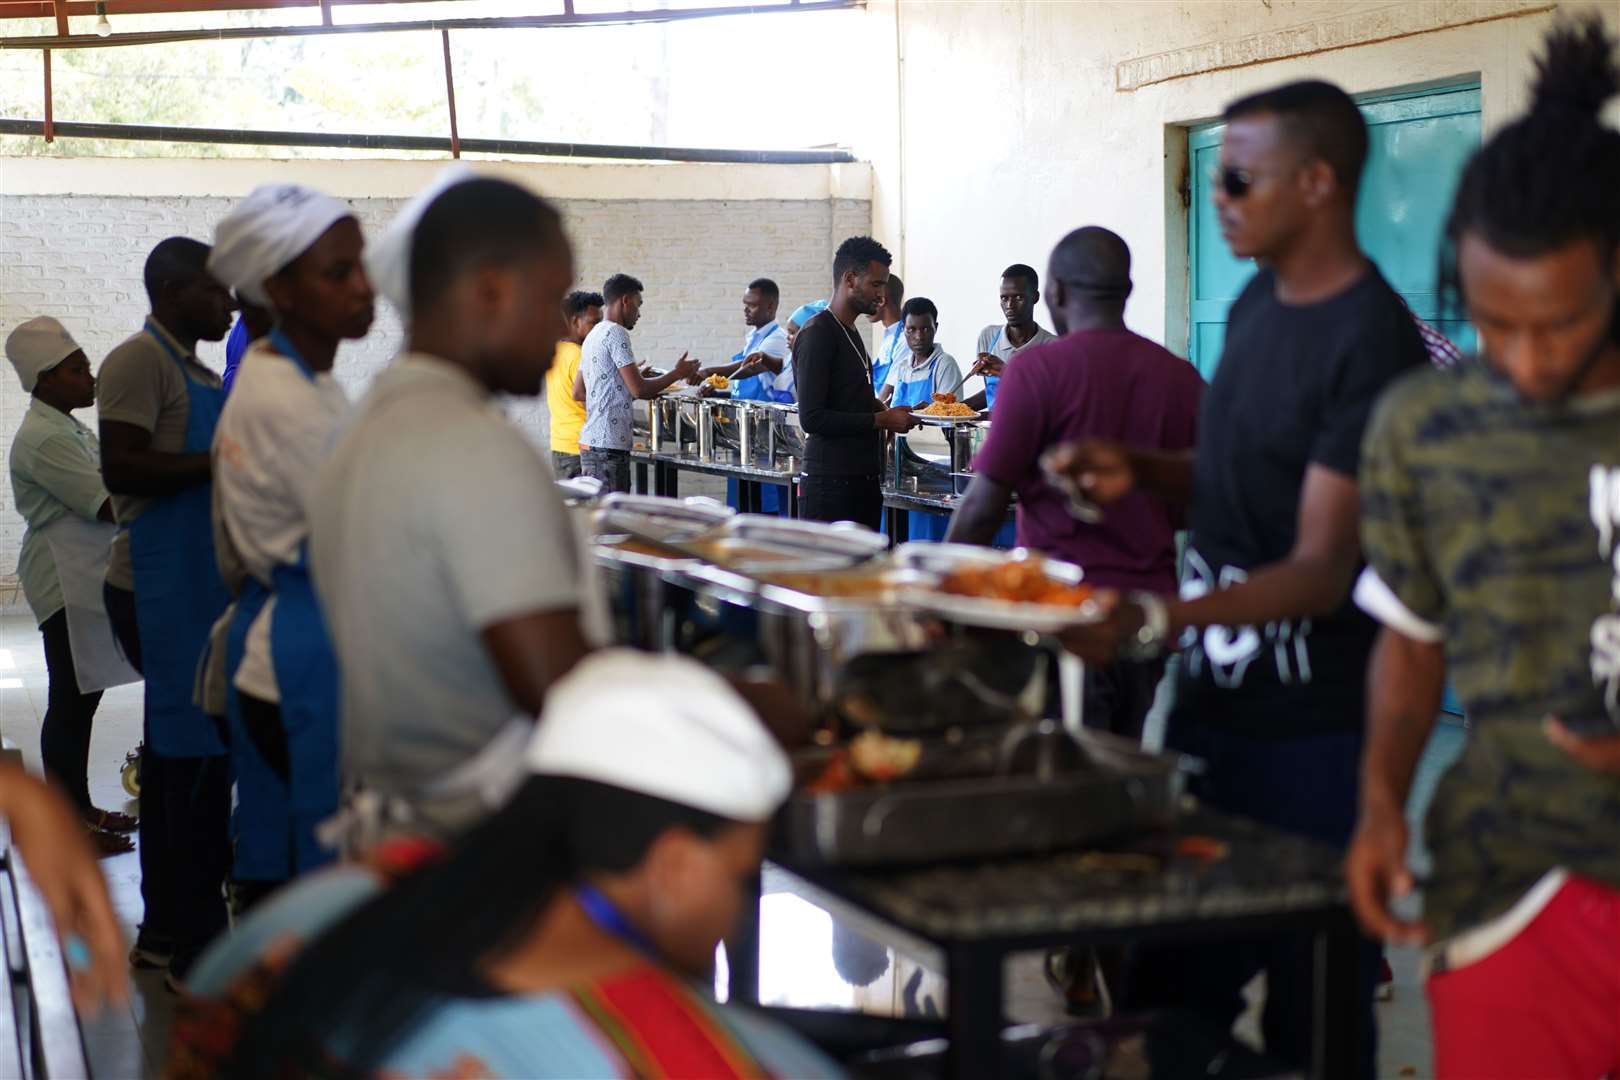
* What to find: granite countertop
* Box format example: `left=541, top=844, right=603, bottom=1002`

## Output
left=773, top=808, right=1348, bottom=943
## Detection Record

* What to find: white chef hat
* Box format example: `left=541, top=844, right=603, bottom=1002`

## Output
left=363, top=164, right=475, bottom=319
left=526, top=649, right=792, bottom=823
left=208, top=183, right=354, bottom=309
left=5, top=316, right=82, bottom=393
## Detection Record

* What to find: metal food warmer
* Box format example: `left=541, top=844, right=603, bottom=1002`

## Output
left=589, top=499, right=1188, bottom=865
left=885, top=413, right=992, bottom=514
left=642, top=392, right=804, bottom=487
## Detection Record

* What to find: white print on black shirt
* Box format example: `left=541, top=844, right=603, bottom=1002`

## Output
left=1589, top=465, right=1620, bottom=718
left=1180, top=547, right=1314, bottom=688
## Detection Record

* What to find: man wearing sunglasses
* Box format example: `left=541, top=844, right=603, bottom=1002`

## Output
left=1052, top=80, right=1427, bottom=1075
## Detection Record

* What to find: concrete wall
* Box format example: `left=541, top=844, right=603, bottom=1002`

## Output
left=861, top=0, right=1620, bottom=363
left=0, top=158, right=871, bottom=581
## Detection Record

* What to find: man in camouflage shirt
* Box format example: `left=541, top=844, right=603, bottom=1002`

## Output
left=1355, top=366, right=1620, bottom=940
left=1345, top=19, right=1620, bottom=1076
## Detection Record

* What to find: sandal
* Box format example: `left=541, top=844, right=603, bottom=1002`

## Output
left=86, top=825, right=135, bottom=858
left=84, top=808, right=138, bottom=834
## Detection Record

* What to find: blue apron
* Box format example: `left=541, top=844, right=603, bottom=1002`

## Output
left=983, top=327, right=1005, bottom=410
left=729, top=323, right=778, bottom=404
left=976, top=330, right=1018, bottom=549
left=223, top=330, right=340, bottom=879
left=128, top=321, right=230, bottom=758
left=727, top=324, right=788, bottom=516
left=892, top=350, right=952, bottom=542
left=872, top=322, right=903, bottom=391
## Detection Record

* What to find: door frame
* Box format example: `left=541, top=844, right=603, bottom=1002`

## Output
left=1181, top=79, right=1482, bottom=373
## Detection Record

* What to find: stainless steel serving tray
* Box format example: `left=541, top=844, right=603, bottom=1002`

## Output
left=595, top=493, right=734, bottom=536
left=776, top=729, right=1185, bottom=868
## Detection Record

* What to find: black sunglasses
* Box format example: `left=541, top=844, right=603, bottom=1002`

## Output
left=1211, top=166, right=1255, bottom=199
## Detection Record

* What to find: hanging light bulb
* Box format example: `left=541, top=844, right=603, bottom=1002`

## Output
left=93, top=1, right=112, bottom=37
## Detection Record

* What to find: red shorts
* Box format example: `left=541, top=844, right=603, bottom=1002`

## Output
left=1427, top=874, right=1620, bottom=1079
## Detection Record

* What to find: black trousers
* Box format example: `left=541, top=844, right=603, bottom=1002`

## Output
left=39, top=610, right=104, bottom=812
left=104, top=583, right=231, bottom=975
left=1082, top=657, right=1166, bottom=743
left=233, top=691, right=291, bottom=908
left=238, top=690, right=291, bottom=784
left=1121, top=714, right=1380, bottom=1078
left=800, top=473, right=883, bottom=532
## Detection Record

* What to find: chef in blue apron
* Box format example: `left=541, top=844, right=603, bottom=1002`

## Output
left=963, top=263, right=1057, bottom=411
left=697, top=279, right=792, bottom=514
left=205, top=184, right=375, bottom=911
left=95, top=237, right=236, bottom=983
left=879, top=297, right=962, bottom=542
left=784, top=299, right=828, bottom=352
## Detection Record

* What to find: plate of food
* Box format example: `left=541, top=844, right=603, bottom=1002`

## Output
left=912, top=392, right=984, bottom=424
left=899, top=553, right=1105, bottom=631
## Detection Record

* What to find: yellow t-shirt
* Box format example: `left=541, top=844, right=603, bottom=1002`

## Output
left=546, top=341, right=587, bottom=454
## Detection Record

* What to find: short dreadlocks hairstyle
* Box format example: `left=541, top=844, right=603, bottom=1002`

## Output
left=1440, top=18, right=1620, bottom=343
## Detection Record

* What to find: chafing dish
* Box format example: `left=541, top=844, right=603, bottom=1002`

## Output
left=646, top=394, right=705, bottom=457
left=776, top=725, right=1186, bottom=867
left=696, top=396, right=804, bottom=476
left=555, top=475, right=604, bottom=505
left=591, top=494, right=735, bottom=648
left=893, top=414, right=991, bottom=499
left=641, top=518, right=924, bottom=703
left=596, top=492, right=733, bottom=535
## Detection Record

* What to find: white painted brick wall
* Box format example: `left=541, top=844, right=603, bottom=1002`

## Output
left=0, top=191, right=871, bottom=578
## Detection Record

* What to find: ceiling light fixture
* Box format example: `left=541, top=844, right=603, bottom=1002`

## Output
left=93, top=1, right=112, bottom=37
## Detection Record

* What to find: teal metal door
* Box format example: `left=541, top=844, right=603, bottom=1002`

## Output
left=1187, top=84, right=1481, bottom=378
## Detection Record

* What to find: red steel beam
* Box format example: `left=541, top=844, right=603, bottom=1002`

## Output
left=0, top=0, right=440, bottom=18
left=49, top=0, right=65, bottom=32
left=0, top=2, right=858, bottom=49
left=41, top=46, right=52, bottom=140
left=439, top=27, right=457, bottom=159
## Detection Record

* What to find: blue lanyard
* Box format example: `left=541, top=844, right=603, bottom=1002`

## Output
left=268, top=327, right=317, bottom=383
left=576, top=883, right=656, bottom=957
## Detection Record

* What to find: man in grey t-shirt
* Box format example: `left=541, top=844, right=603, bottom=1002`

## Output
left=961, top=263, right=1056, bottom=412
left=312, top=179, right=593, bottom=839
left=575, top=273, right=698, bottom=494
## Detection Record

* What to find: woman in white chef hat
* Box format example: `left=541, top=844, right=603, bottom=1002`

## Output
left=173, top=649, right=841, bottom=1079
left=202, top=183, right=374, bottom=912
left=6, top=317, right=141, bottom=856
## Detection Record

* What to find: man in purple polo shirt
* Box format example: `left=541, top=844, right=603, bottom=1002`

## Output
left=946, top=226, right=1203, bottom=739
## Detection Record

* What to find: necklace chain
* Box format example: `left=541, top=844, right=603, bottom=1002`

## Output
left=828, top=310, right=872, bottom=382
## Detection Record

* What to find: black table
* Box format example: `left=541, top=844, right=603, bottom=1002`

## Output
left=733, top=809, right=1360, bottom=1080
left=880, top=486, right=1014, bottom=544
left=630, top=449, right=799, bottom=516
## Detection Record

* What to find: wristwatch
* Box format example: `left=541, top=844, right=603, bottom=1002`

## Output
left=1121, top=591, right=1170, bottom=661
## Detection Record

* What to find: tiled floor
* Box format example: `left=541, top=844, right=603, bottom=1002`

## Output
left=0, top=611, right=1457, bottom=1078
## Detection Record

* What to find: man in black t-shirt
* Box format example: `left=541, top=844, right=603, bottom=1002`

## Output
left=1052, top=81, right=1426, bottom=1076
left=793, top=236, right=920, bottom=530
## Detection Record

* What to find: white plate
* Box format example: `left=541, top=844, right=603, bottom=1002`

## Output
left=897, top=587, right=1105, bottom=632
left=894, top=544, right=1084, bottom=582
left=892, top=549, right=1096, bottom=631
left=912, top=412, right=986, bottom=426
